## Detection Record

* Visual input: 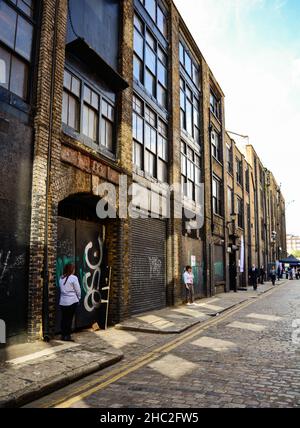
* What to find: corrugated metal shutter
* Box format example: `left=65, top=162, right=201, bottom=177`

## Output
left=131, top=218, right=166, bottom=315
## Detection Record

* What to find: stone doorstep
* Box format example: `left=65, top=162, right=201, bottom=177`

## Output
left=0, top=344, right=123, bottom=408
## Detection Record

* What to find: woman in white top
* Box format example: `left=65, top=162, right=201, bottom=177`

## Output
left=183, top=265, right=196, bottom=306
left=59, top=263, right=81, bottom=341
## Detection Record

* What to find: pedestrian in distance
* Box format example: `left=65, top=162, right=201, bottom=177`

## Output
left=270, top=266, right=277, bottom=286
left=277, top=265, right=281, bottom=281
left=249, top=264, right=259, bottom=291
left=260, top=265, right=266, bottom=285
left=59, top=263, right=81, bottom=342
left=183, top=266, right=197, bottom=306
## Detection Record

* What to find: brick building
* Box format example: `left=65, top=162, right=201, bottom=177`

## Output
left=0, top=0, right=286, bottom=341
left=287, top=235, right=300, bottom=255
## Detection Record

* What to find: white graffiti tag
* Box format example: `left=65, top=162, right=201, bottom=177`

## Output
left=83, top=235, right=103, bottom=312
left=149, top=256, right=162, bottom=279
left=0, top=250, right=11, bottom=284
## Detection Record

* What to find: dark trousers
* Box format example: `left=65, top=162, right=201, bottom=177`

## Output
left=186, top=284, right=194, bottom=304
left=271, top=275, right=276, bottom=286
left=60, top=303, right=77, bottom=338
left=250, top=279, right=257, bottom=290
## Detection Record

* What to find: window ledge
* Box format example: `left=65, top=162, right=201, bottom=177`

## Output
left=210, top=110, right=222, bottom=124
left=212, top=156, right=223, bottom=167
left=213, top=213, right=225, bottom=221
left=61, top=125, right=118, bottom=166
left=0, top=87, right=31, bottom=115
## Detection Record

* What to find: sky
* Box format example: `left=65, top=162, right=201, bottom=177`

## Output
left=174, top=0, right=300, bottom=236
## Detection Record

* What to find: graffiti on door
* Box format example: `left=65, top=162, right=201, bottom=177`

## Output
left=82, top=232, right=104, bottom=312
left=56, top=224, right=106, bottom=314
left=149, top=256, right=162, bottom=279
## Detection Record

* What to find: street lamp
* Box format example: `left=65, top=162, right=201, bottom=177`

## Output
left=227, top=130, right=249, bottom=142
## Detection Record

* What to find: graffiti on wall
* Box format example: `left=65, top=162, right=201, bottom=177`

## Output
left=0, top=250, right=26, bottom=300
left=56, top=256, right=77, bottom=288
left=149, top=256, right=162, bottom=279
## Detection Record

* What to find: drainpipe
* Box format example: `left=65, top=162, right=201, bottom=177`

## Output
left=42, top=0, right=60, bottom=342
left=209, top=120, right=214, bottom=297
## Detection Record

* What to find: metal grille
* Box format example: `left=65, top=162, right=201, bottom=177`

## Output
left=131, top=218, right=166, bottom=315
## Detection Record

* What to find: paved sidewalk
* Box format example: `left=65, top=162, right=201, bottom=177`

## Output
left=0, top=330, right=123, bottom=408
left=0, top=280, right=284, bottom=408
left=115, top=282, right=279, bottom=334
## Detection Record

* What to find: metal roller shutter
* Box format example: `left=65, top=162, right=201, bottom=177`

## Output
left=131, top=218, right=166, bottom=315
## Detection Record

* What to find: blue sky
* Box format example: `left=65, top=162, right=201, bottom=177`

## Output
left=174, top=0, right=300, bottom=236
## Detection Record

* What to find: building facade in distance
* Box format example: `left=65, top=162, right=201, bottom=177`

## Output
left=287, top=234, right=300, bottom=255
left=0, top=0, right=287, bottom=341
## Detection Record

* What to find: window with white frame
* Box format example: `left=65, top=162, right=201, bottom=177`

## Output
left=181, top=141, right=201, bottom=203
left=180, top=77, right=200, bottom=144
left=133, top=13, right=168, bottom=108
left=212, top=176, right=222, bottom=216
left=211, top=128, right=222, bottom=162
left=132, top=93, right=168, bottom=183
left=62, top=69, right=115, bottom=153
left=210, top=91, right=221, bottom=119
left=179, top=41, right=200, bottom=88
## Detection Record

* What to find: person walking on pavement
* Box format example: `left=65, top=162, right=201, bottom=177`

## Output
left=59, top=263, right=81, bottom=342
left=270, top=266, right=277, bottom=286
left=277, top=265, right=282, bottom=281
left=249, top=264, right=259, bottom=291
left=183, top=266, right=196, bottom=306
left=260, top=265, right=266, bottom=285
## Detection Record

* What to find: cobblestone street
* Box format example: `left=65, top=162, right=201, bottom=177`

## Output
left=27, top=281, right=300, bottom=409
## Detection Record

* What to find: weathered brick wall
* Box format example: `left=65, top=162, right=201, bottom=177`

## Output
left=26, top=0, right=287, bottom=340
left=167, top=3, right=182, bottom=305
left=28, top=0, right=68, bottom=340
